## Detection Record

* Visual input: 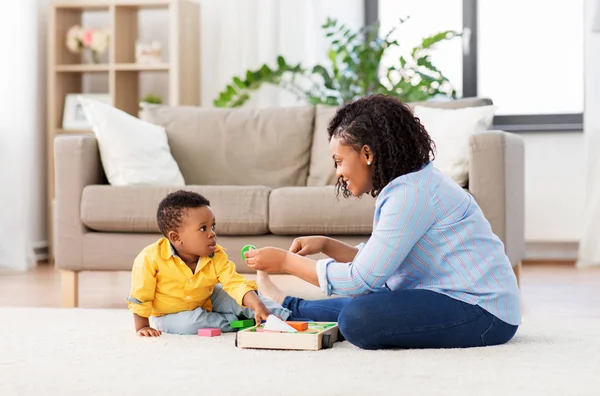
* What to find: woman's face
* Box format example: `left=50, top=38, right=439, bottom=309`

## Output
left=330, top=136, right=373, bottom=197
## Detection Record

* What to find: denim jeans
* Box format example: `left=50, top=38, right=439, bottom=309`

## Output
left=282, top=289, right=518, bottom=350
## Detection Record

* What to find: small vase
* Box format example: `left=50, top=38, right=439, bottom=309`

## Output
left=84, top=49, right=100, bottom=64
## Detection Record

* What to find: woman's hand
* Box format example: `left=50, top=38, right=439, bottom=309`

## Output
left=289, top=236, right=330, bottom=256
left=244, top=247, right=289, bottom=273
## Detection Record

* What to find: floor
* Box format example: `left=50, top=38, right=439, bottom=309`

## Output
left=4, top=307, right=599, bottom=396
left=1, top=263, right=599, bottom=317
left=4, top=263, right=599, bottom=395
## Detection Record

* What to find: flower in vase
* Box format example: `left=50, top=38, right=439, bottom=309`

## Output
left=82, top=29, right=94, bottom=48
left=89, top=29, right=110, bottom=54
left=66, top=25, right=84, bottom=53
left=65, top=25, right=110, bottom=60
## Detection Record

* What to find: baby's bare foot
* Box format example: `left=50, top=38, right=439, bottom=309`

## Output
left=256, top=270, right=285, bottom=305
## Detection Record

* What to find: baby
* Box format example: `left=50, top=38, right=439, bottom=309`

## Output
left=126, top=190, right=290, bottom=336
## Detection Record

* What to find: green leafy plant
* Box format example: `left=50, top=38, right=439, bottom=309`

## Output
left=214, top=17, right=460, bottom=108
left=140, top=93, right=163, bottom=105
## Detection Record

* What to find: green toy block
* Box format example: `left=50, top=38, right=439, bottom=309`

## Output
left=240, top=244, right=257, bottom=260
left=307, top=323, right=337, bottom=331
left=231, top=319, right=255, bottom=329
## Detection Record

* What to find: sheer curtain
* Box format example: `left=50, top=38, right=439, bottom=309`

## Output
left=0, top=0, right=41, bottom=271
left=577, top=0, right=600, bottom=267
left=198, top=0, right=364, bottom=107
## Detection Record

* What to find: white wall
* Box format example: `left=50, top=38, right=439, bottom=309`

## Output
left=522, top=132, right=585, bottom=243
left=575, top=0, right=600, bottom=266
left=585, top=0, right=600, bottom=188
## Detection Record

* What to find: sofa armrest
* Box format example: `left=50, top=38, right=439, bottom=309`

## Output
left=54, top=135, right=104, bottom=271
left=468, top=130, right=525, bottom=267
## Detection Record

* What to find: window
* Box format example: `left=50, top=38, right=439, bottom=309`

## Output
left=370, top=0, right=584, bottom=131
left=477, top=0, right=584, bottom=116
left=379, top=0, right=463, bottom=97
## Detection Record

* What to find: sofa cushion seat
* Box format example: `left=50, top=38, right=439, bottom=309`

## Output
left=269, top=186, right=376, bottom=235
left=80, top=185, right=271, bottom=235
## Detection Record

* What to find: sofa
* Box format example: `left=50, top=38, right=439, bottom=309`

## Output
left=53, top=97, right=525, bottom=307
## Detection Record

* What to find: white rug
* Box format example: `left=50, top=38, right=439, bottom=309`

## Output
left=1, top=308, right=599, bottom=396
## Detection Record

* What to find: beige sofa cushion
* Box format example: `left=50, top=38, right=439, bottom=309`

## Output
left=80, top=185, right=271, bottom=235
left=307, top=105, right=338, bottom=187
left=141, top=105, right=315, bottom=188
left=269, top=186, right=375, bottom=235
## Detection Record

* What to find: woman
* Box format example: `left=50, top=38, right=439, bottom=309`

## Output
left=245, top=95, right=520, bottom=350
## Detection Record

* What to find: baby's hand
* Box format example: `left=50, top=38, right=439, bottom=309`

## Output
left=137, top=326, right=162, bottom=337
left=254, top=303, right=271, bottom=326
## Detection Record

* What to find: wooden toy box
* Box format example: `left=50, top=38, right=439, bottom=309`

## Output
left=235, top=322, right=340, bottom=351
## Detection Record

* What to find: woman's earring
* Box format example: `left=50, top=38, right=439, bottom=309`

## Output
left=367, top=161, right=371, bottom=165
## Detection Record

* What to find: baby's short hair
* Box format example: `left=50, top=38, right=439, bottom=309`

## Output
left=156, top=190, right=210, bottom=236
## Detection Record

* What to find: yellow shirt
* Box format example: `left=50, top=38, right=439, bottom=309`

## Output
left=127, top=238, right=257, bottom=318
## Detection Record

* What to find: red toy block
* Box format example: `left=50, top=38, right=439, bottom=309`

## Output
left=198, top=328, right=221, bottom=337
left=286, top=321, right=308, bottom=331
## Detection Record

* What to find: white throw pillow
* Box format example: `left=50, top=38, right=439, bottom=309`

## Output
left=413, top=105, right=496, bottom=187
left=79, top=98, right=185, bottom=186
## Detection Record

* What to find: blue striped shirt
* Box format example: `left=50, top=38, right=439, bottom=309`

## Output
left=316, top=162, right=521, bottom=326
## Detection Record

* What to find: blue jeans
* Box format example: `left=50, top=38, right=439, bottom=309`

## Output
left=282, top=289, right=518, bottom=350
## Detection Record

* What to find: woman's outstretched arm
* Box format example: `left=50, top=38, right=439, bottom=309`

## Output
left=289, top=236, right=359, bottom=262
left=245, top=182, right=434, bottom=294
left=322, top=238, right=359, bottom=263
left=282, top=254, right=319, bottom=287
left=317, top=184, right=435, bottom=296
left=244, top=248, right=320, bottom=287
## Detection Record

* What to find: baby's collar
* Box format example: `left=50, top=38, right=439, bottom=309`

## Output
left=160, top=238, right=215, bottom=260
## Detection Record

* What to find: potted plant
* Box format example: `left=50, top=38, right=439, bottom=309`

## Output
left=138, top=93, right=163, bottom=119
left=139, top=93, right=163, bottom=106
left=214, top=17, right=460, bottom=108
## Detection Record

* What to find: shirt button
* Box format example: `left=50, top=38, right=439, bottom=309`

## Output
left=186, top=296, right=191, bottom=300
left=189, top=279, right=193, bottom=283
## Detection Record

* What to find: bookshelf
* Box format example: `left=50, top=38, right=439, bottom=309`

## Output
left=47, top=0, right=200, bottom=260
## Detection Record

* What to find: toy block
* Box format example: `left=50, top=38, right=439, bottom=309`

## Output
left=263, top=315, right=297, bottom=333
left=198, top=328, right=221, bottom=337
left=308, top=323, right=336, bottom=331
left=286, top=321, right=308, bottom=331
left=230, top=319, right=255, bottom=329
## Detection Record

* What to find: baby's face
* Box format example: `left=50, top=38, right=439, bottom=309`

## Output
left=177, top=206, right=217, bottom=257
